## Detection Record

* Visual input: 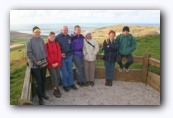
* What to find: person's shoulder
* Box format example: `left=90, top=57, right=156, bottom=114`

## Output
left=39, top=37, right=44, bottom=42
left=92, top=38, right=97, bottom=43
left=117, top=34, right=122, bottom=38
left=80, top=34, right=84, bottom=38
left=103, top=39, right=107, bottom=44
left=56, top=33, right=61, bottom=38
left=130, top=33, right=134, bottom=37
left=27, top=36, right=34, bottom=42
left=129, top=34, right=135, bottom=39
left=55, top=41, right=60, bottom=46
left=66, top=34, right=71, bottom=38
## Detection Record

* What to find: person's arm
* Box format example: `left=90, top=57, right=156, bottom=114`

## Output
left=26, top=39, right=37, bottom=63
left=42, top=40, right=47, bottom=59
left=45, top=44, right=54, bottom=66
left=56, top=42, right=62, bottom=67
left=130, top=35, right=137, bottom=52
left=109, top=40, right=120, bottom=51
left=83, top=40, right=87, bottom=55
left=93, top=39, right=99, bottom=55
left=103, top=39, right=111, bottom=51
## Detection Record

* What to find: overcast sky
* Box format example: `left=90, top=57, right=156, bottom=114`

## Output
left=10, top=10, right=160, bottom=24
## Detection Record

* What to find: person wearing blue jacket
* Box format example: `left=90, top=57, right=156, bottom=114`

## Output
left=55, top=26, right=78, bottom=92
left=71, top=25, right=88, bottom=87
left=102, top=30, right=120, bottom=86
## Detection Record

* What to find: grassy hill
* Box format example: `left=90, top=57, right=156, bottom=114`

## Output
left=10, top=31, right=47, bottom=45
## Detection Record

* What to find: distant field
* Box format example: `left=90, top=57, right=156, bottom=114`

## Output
left=10, top=31, right=48, bottom=45
left=89, top=24, right=160, bottom=44
left=10, top=25, right=160, bottom=105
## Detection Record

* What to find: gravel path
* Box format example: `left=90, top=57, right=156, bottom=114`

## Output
left=33, top=79, right=160, bottom=105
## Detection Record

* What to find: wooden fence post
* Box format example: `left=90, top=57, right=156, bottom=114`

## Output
left=142, top=54, right=150, bottom=83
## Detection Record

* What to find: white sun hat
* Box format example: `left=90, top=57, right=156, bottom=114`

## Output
left=85, top=31, right=91, bottom=37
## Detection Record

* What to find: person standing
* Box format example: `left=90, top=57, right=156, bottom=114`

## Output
left=83, top=31, right=99, bottom=86
left=116, top=26, right=137, bottom=72
left=26, top=26, right=49, bottom=105
left=45, top=31, right=62, bottom=98
left=71, top=25, right=88, bottom=87
left=55, top=26, right=78, bottom=92
left=102, top=30, right=120, bottom=86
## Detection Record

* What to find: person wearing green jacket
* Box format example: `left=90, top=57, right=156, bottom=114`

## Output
left=116, top=26, right=137, bottom=72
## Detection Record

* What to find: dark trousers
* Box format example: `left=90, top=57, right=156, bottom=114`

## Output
left=31, top=67, right=47, bottom=100
left=73, top=55, right=86, bottom=83
left=116, top=53, right=134, bottom=69
left=104, top=60, right=115, bottom=80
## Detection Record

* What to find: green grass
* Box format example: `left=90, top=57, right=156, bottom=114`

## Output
left=96, top=35, right=160, bottom=74
left=10, top=64, right=26, bottom=105
left=10, top=45, right=26, bottom=61
left=134, top=35, right=160, bottom=59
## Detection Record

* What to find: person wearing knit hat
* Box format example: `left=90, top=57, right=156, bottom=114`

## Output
left=26, top=26, right=49, bottom=105
left=32, top=26, right=41, bottom=38
left=115, top=26, right=137, bottom=72
left=122, top=26, right=130, bottom=32
left=83, top=31, right=99, bottom=86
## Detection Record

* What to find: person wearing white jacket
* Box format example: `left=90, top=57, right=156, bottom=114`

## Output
left=83, top=31, right=99, bottom=86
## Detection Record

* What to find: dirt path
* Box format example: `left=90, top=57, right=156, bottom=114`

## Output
left=10, top=44, right=23, bottom=49
left=33, top=79, right=160, bottom=105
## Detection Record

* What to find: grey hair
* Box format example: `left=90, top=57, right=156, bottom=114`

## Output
left=61, top=26, right=68, bottom=30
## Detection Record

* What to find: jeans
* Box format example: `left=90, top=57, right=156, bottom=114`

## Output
left=48, top=68, right=60, bottom=88
left=116, top=53, right=134, bottom=69
left=104, top=60, right=115, bottom=80
left=73, top=55, right=86, bottom=83
left=60, top=55, right=74, bottom=87
left=31, top=67, right=47, bottom=100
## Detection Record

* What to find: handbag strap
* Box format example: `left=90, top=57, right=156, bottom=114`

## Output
left=85, top=38, right=95, bottom=48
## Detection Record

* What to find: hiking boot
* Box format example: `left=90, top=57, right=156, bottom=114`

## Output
left=119, top=68, right=123, bottom=72
left=63, top=86, right=70, bottom=92
left=90, top=81, right=95, bottom=86
left=39, top=99, right=44, bottom=105
left=82, top=82, right=89, bottom=87
left=86, top=81, right=90, bottom=86
left=70, top=84, right=78, bottom=90
left=108, top=80, right=113, bottom=87
left=105, top=79, right=109, bottom=86
left=53, top=87, right=62, bottom=98
left=42, top=93, right=49, bottom=100
left=77, top=82, right=83, bottom=87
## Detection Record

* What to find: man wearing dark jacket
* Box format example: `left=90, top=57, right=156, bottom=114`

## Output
left=116, top=26, right=137, bottom=72
left=55, top=26, right=78, bottom=92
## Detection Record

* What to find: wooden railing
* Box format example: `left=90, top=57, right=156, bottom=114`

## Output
left=18, top=66, right=32, bottom=105
left=18, top=54, right=160, bottom=105
left=147, top=57, right=160, bottom=92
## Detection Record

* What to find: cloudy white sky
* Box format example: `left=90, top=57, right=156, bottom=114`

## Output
left=10, top=10, right=160, bottom=24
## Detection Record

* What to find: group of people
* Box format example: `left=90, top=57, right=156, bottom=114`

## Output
left=26, top=25, right=136, bottom=105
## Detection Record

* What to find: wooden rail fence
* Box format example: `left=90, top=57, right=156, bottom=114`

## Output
left=18, top=54, right=160, bottom=105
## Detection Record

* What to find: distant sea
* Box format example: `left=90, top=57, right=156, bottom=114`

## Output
left=10, top=23, right=160, bottom=36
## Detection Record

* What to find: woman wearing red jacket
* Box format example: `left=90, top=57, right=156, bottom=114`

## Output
left=46, top=31, right=62, bottom=98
